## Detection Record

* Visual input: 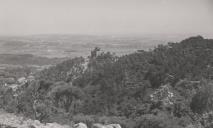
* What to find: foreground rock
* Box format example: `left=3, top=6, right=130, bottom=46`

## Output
left=73, top=122, right=87, bottom=128
left=92, top=123, right=121, bottom=128
left=0, top=109, right=71, bottom=128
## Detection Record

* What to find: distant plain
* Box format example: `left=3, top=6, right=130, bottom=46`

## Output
left=0, top=34, right=186, bottom=59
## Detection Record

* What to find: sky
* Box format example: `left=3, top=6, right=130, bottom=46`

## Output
left=0, top=0, right=212, bottom=37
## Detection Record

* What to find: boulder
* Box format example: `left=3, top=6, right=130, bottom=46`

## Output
left=107, top=124, right=121, bottom=128
left=92, top=123, right=119, bottom=128
left=92, top=123, right=105, bottom=128
left=73, top=122, right=87, bottom=128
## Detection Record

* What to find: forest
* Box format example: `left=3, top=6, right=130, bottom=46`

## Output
left=1, top=36, right=213, bottom=128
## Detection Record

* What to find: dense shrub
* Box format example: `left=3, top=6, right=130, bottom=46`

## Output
left=190, top=80, right=213, bottom=114
left=135, top=112, right=191, bottom=128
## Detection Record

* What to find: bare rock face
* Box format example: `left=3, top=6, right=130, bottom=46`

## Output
left=0, top=109, right=71, bottom=128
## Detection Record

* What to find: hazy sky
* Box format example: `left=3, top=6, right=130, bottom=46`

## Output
left=0, top=0, right=212, bottom=36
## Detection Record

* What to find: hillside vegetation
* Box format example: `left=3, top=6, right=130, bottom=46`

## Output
left=1, top=36, right=213, bottom=128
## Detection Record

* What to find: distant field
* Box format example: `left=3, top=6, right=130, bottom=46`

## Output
left=0, top=54, right=66, bottom=76
left=0, top=54, right=66, bottom=66
left=0, top=34, right=184, bottom=59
